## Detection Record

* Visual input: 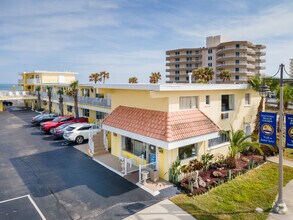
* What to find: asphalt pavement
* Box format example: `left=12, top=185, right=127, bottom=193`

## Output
left=0, top=109, right=168, bottom=220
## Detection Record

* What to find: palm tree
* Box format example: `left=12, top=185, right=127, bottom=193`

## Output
left=276, top=84, right=293, bottom=110
left=221, top=125, right=263, bottom=159
left=57, top=89, right=64, bottom=116
left=65, top=80, right=79, bottom=118
left=219, top=70, right=232, bottom=82
left=129, top=77, right=138, bottom=83
left=35, top=86, right=41, bottom=110
left=46, top=86, right=52, bottom=113
left=192, top=67, right=214, bottom=83
left=100, top=71, right=110, bottom=83
left=89, top=73, right=102, bottom=84
left=149, top=72, right=161, bottom=84
left=247, top=76, right=264, bottom=139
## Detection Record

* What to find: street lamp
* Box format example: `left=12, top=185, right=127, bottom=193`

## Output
left=259, top=64, right=287, bottom=214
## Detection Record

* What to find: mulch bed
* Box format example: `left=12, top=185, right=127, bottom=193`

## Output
left=180, top=155, right=265, bottom=195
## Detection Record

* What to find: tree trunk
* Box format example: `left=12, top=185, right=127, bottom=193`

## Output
left=252, top=97, right=264, bottom=141
left=74, top=90, right=79, bottom=118
left=37, top=92, right=41, bottom=110
left=59, top=96, right=64, bottom=116
left=48, top=94, right=52, bottom=113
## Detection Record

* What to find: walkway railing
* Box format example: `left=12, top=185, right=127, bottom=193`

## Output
left=0, top=90, right=35, bottom=97
left=41, top=92, right=111, bottom=108
left=139, top=161, right=157, bottom=183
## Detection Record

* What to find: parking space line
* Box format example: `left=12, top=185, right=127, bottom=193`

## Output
left=0, top=194, right=46, bottom=220
left=27, top=195, right=46, bottom=220
left=0, top=194, right=29, bottom=204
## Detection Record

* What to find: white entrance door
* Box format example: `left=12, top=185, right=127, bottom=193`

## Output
left=59, top=75, right=65, bottom=83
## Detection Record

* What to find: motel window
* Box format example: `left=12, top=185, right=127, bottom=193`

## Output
left=186, top=50, right=192, bottom=54
left=236, top=52, right=240, bottom=57
left=96, top=111, right=107, bottom=120
left=186, top=57, right=192, bottom=61
left=235, top=67, right=239, bottom=72
left=245, top=124, right=252, bottom=135
left=186, top=64, right=192, bottom=68
left=236, top=44, right=240, bottom=49
left=175, top=64, right=180, bottom=68
left=82, top=109, right=90, bottom=117
left=178, top=144, right=198, bottom=160
left=208, top=56, right=212, bottom=60
left=208, top=49, right=213, bottom=54
left=186, top=70, right=192, bottom=74
left=208, top=63, right=212, bottom=67
left=179, top=96, right=198, bottom=110
left=245, top=93, right=251, bottom=105
left=67, top=106, right=72, bottom=113
left=175, top=71, right=180, bottom=75
left=81, top=89, right=90, bottom=97
left=221, top=94, right=234, bottom=111
left=236, top=60, right=240, bottom=64
left=175, top=51, right=180, bottom=55
left=96, top=93, right=104, bottom=99
left=235, top=75, right=240, bottom=80
left=208, top=132, right=229, bottom=148
left=175, top=58, right=180, bottom=62
left=195, top=51, right=199, bottom=54
left=205, top=95, right=210, bottom=105
left=186, top=77, right=189, bottom=81
left=122, top=136, right=146, bottom=157
left=175, top=77, right=179, bottom=81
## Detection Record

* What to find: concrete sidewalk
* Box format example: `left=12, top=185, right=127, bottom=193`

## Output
left=124, top=199, right=195, bottom=220
left=268, top=157, right=293, bottom=220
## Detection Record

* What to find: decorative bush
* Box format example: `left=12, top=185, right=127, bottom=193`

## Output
left=189, top=159, right=204, bottom=171
left=201, top=153, right=214, bottom=170
left=226, top=157, right=237, bottom=169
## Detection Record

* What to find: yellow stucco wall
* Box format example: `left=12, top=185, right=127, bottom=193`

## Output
left=121, top=150, right=146, bottom=165
left=41, top=75, right=59, bottom=83
left=64, top=75, right=76, bottom=83
left=0, top=101, right=3, bottom=112
left=88, top=110, right=96, bottom=123
left=111, top=133, right=121, bottom=157
left=101, top=89, right=169, bottom=112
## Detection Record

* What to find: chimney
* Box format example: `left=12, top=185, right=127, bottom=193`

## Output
left=188, top=72, right=192, bottom=84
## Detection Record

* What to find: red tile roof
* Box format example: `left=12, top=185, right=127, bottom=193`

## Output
left=103, top=106, right=220, bottom=142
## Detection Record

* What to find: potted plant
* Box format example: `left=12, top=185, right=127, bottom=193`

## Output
left=150, top=169, right=159, bottom=182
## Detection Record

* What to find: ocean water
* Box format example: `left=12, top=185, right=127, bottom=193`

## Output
left=0, top=84, right=22, bottom=91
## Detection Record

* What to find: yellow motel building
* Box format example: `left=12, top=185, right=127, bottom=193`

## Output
left=96, top=83, right=260, bottom=182
left=0, top=71, right=260, bottom=186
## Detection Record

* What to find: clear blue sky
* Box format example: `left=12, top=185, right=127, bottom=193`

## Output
left=0, top=0, right=292, bottom=84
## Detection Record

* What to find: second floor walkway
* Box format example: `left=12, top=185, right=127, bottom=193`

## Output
left=0, top=91, right=37, bottom=101
left=40, top=92, right=111, bottom=109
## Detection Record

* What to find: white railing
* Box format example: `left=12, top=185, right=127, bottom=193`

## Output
left=41, top=92, right=111, bottom=108
left=27, top=79, right=41, bottom=84
left=0, top=90, right=35, bottom=97
left=138, top=161, right=157, bottom=184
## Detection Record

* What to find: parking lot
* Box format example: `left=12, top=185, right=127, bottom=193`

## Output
left=0, top=109, right=167, bottom=220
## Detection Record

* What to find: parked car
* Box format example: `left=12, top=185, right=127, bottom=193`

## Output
left=52, top=122, right=75, bottom=139
left=41, top=116, right=88, bottom=134
left=63, top=123, right=100, bottom=144
left=31, top=114, right=58, bottom=126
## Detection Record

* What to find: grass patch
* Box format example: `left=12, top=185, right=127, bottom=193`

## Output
left=284, top=148, right=293, bottom=161
left=171, top=162, right=293, bottom=220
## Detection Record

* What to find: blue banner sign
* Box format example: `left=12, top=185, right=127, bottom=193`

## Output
left=259, top=112, right=277, bottom=145
left=286, top=114, right=293, bottom=148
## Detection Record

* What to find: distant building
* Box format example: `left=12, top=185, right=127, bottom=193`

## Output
left=166, top=35, right=266, bottom=84
left=289, top=59, right=293, bottom=75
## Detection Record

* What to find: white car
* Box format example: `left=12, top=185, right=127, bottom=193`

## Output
left=63, top=123, right=100, bottom=144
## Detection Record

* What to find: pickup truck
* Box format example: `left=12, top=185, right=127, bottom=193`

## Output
left=40, top=116, right=88, bottom=134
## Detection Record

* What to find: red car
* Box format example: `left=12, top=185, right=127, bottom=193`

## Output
left=40, top=116, right=88, bottom=134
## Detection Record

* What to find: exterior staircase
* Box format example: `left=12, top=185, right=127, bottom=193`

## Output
left=92, top=132, right=109, bottom=156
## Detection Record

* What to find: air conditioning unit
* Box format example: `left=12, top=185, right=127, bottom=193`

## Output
left=221, top=113, right=229, bottom=119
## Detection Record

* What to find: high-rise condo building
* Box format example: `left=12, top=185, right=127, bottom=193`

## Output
left=166, top=35, right=266, bottom=84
